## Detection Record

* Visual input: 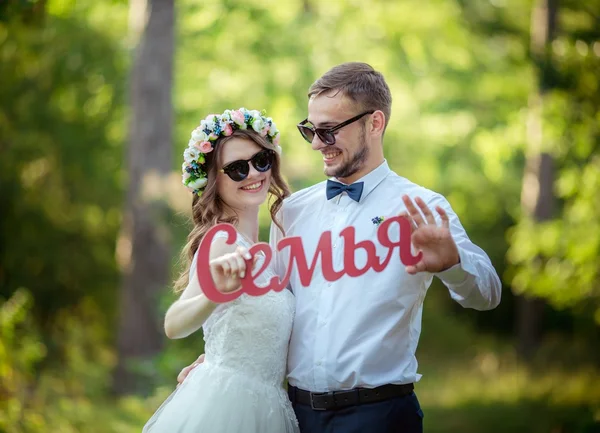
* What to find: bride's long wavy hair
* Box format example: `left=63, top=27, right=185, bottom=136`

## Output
left=173, top=129, right=291, bottom=293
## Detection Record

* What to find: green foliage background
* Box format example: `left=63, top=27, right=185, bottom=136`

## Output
left=0, top=0, right=598, bottom=431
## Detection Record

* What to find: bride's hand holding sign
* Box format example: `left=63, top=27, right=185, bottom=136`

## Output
left=209, top=245, right=255, bottom=294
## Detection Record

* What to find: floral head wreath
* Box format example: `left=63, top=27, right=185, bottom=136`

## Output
left=181, top=108, right=282, bottom=196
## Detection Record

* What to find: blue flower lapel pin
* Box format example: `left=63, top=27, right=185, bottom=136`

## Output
left=371, top=216, right=386, bottom=226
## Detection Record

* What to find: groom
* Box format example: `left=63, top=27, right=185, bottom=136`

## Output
left=178, top=62, right=502, bottom=433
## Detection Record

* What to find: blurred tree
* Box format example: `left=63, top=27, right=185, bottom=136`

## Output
left=507, top=0, right=600, bottom=338
left=515, top=0, right=559, bottom=359
left=0, top=0, right=125, bottom=339
left=456, top=0, right=600, bottom=347
left=0, top=0, right=597, bottom=430
left=0, top=0, right=133, bottom=429
left=113, top=0, right=175, bottom=395
left=0, top=0, right=46, bottom=24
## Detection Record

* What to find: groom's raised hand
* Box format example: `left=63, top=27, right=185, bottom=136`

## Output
left=401, top=195, right=460, bottom=275
left=177, top=354, right=205, bottom=386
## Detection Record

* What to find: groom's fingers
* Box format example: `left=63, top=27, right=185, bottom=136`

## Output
left=406, top=260, right=427, bottom=275
left=415, top=197, right=436, bottom=225
left=436, top=206, right=450, bottom=229
left=398, top=212, right=416, bottom=233
left=402, top=195, right=426, bottom=227
left=177, top=354, right=205, bottom=385
left=177, top=364, right=194, bottom=384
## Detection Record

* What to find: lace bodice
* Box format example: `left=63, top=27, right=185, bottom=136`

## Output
left=192, top=232, right=295, bottom=387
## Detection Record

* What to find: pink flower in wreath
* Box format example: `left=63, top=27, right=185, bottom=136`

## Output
left=230, top=110, right=245, bottom=126
left=223, top=123, right=233, bottom=136
left=199, top=141, right=213, bottom=153
left=273, top=134, right=280, bottom=146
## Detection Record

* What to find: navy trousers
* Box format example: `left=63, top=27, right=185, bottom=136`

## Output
left=292, top=391, right=424, bottom=433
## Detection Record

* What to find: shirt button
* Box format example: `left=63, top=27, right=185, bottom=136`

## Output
left=316, top=361, right=322, bottom=366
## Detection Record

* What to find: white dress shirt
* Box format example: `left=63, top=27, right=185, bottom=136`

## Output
left=269, top=160, right=501, bottom=393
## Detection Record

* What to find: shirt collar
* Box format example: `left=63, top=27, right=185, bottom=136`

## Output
left=331, top=159, right=391, bottom=203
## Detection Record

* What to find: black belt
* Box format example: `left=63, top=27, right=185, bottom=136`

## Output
left=288, top=383, right=414, bottom=411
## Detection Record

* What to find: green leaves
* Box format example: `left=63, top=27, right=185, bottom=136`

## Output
left=0, top=10, right=126, bottom=319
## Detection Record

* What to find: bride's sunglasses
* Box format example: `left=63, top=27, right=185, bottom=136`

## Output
left=220, top=149, right=275, bottom=182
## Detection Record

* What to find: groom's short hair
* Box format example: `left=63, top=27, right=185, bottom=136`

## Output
left=308, top=62, right=392, bottom=131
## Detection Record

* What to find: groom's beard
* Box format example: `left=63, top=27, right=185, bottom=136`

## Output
left=328, top=127, right=368, bottom=180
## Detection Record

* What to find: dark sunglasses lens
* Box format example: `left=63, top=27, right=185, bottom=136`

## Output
left=252, top=150, right=274, bottom=172
left=318, top=131, right=336, bottom=145
left=298, top=125, right=314, bottom=143
left=225, top=161, right=249, bottom=181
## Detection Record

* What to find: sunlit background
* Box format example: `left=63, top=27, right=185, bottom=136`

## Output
left=1, top=0, right=599, bottom=431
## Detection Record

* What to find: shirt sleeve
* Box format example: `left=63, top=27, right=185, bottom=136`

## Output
left=427, top=193, right=502, bottom=311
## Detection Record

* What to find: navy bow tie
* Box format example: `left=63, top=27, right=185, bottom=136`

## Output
left=326, top=179, right=364, bottom=202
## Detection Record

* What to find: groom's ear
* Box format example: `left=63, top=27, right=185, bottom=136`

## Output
left=370, top=110, right=386, bottom=137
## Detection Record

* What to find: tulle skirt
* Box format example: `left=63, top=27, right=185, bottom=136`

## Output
left=143, top=362, right=299, bottom=433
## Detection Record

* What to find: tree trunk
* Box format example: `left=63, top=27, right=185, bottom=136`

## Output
left=113, top=0, right=174, bottom=395
left=302, top=0, right=312, bottom=14
left=516, top=0, right=558, bottom=360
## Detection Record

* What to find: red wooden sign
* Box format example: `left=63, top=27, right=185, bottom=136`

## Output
left=196, top=215, right=421, bottom=303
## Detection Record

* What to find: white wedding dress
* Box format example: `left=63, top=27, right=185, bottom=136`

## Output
left=143, top=232, right=299, bottom=433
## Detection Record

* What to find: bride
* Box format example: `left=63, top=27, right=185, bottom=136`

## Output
left=142, top=108, right=299, bottom=433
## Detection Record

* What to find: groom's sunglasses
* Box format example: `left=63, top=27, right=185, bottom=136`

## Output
left=297, top=111, right=374, bottom=145
left=220, top=149, right=275, bottom=182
